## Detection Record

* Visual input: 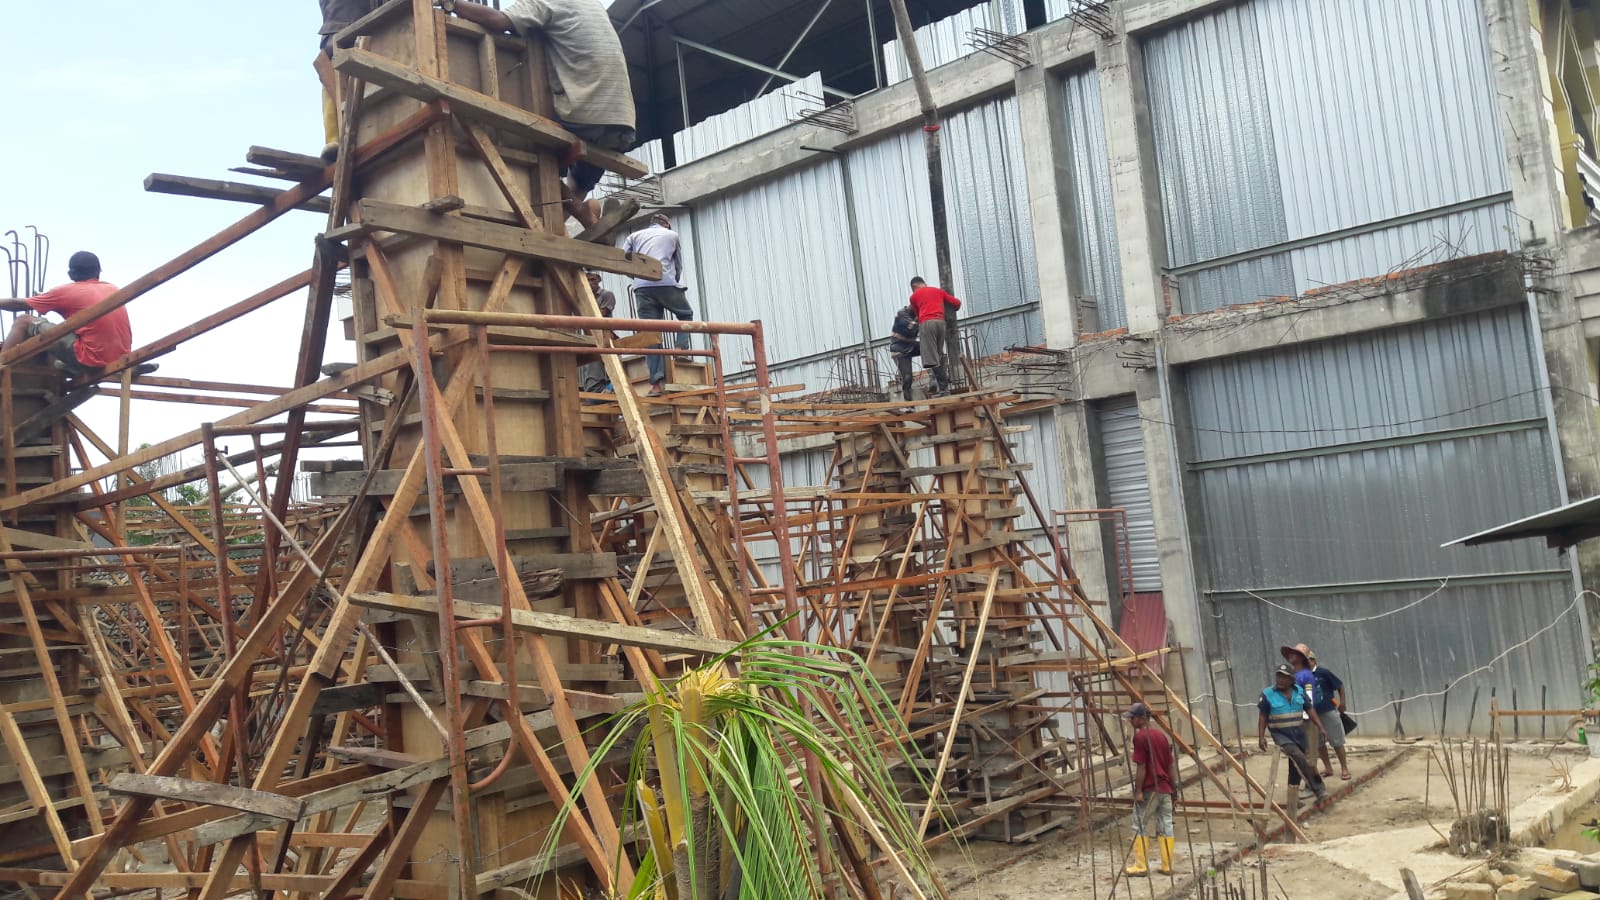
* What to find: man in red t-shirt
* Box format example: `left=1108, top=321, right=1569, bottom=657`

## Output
left=1124, top=702, right=1175, bottom=877
left=0, top=251, right=132, bottom=380
left=907, top=276, right=961, bottom=395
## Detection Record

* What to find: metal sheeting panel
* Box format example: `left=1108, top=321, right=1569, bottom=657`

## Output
left=690, top=160, right=864, bottom=370
left=1286, top=201, right=1520, bottom=297
left=1097, top=397, right=1161, bottom=591
left=847, top=129, right=939, bottom=329
left=1192, top=426, right=1564, bottom=588
left=1145, top=0, right=1515, bottom=313
left=1185, top=306, right=1546, bottom=461
left=1061, top=67, right=1126, bottom=330
left=1211, top=578, right=1584, bottom=738
left=942, top=97, right=1042, bottom=316
left=844, top=99, right=1039, bottom=335
left=1144, top=4, right=1288, bottom=268
left=674, top=74, right=826, bottom=165
left=1254, top=0, right=1510, bottom=237
left=1010, top=410, right=1067, bottom=532
left=883, top=0, right=1025, bottom=83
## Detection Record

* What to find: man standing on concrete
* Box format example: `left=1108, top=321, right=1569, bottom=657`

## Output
left=1122, top=702, right=1175, bottom=878
left=624, top=214, right=692, bottom=396
left=443, top=0, right=636, bottom=229
left=0, top=251, right=133, bottom=381
left=888, top=304, right=919, bottom=401
left=1258, top=663, right=1329, bottom=804
left=907, top=277, right=960, bottom=396
left=578, top=271, right=616, bottom=396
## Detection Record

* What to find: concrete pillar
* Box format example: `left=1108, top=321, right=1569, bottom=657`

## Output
left=1054, top=402, right=1113, bottom=605
left=1133, top=362, right=1209, bottom=710
left=1488, top=0, right=1600, bottom=649
left=1014, top=42, right=1082, bottom=350
left=1486, top=0, right=1567, bottom=244
left=1096, top=31, right=1166, bottom=335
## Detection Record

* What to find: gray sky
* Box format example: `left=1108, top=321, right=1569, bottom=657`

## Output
left=1, top=4, right=354, bottom=471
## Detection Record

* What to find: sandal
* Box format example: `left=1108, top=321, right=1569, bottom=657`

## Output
left=1340, top=771, right=1352, bottom=781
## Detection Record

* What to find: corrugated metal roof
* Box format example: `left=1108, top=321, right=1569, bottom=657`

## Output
left=1446, top=494, right=1600, bottom=550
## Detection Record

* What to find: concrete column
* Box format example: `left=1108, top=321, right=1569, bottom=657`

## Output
left=1486, top=0, right=1567, bottom=244
left=1488, top=0, right=1600, bottom=649
left=1054, top=402, right=1113, bottom=605
left=1133, top=362, right=1209, bottom=708
left=1014, top=42, right=1082, bottom=350
left=1096, top=31, right=1167, bottom=335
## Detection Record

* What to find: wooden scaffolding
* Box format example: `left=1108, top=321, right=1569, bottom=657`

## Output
left=0, top=2, right=1307, bottom=897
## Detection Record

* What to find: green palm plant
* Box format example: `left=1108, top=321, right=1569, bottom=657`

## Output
left=532, top=637, right=951, bottom=900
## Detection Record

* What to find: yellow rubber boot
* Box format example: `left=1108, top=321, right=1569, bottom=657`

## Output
left=1124, top=836, right=1148, bottom=877
left=1158, top=837, right=1174, bottom=875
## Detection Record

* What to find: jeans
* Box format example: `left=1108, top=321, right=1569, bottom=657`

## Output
left=636, top=285, right=693, bottom=385
left=565, top=123, right=637, bottom=193
left=1131, top=791, right=1174, bottom=838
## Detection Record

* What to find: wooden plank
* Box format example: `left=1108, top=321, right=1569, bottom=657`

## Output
left=0, top=528, right=91, bottom=552
left=332, top=46, right=648, bottom=178
left=443, top=552, right=618, bottom=582
left=308, top=682, right=387, bottom=715
left=107, top=775, right=303, bottom=821
left=352, top=590, right=738, bottom=656
left=333, top=198, right=662, bottom=280
left=244, top=145, right=327, bottom=177
left=144, top=174, right=331, bottom=213
left=310, top=461, right=564, bottom=497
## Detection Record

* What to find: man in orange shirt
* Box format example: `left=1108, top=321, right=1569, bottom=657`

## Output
left=907, top=276, right=961, bottom=396
left=0, top=251, right=133, bottom=380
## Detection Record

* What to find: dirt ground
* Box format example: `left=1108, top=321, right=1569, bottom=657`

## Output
left=930, top=738, right=1591, bottom=900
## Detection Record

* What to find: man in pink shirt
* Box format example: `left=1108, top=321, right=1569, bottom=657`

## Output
left=0, top=251, right=133, bottom=379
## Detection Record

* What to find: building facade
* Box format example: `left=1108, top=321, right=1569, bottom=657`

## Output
left=610, top=0, right=1600, bottom=736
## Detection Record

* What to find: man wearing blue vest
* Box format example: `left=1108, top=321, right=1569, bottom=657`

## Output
left=1258, top=663, right=1329, bottom=804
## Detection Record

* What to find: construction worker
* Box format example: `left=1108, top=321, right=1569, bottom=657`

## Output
left=1122, top=702, right=1175, bottom=877
left=1305, top=648, right=1353, bottom=781
left=1258, top=663, right=1329, bottom=805
left=888, top=304, right=919, bottom=401
left=1281, top=642, right=1321, bottom=791
left=318, top=1, right=380, bottom=161
left=442, top=0, right=636, bottom=229
left=624, top=214, right=692, bottom=396
left=907, top=277, right=960, bottom=395
left=578, top=271, right=616, bottom=397
left=0, top=251, right=134, bottom=381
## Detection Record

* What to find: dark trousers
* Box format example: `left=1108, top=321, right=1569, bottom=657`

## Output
left=892, top=351, right=915, bottom=400
left=1272, top=728, right=1325, bottom=794
left=636, top=286, right=694, bottom=385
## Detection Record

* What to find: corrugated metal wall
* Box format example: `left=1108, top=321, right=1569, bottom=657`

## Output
left=883, top=0, right=1026, bottom=83
left=1097, top=397, right=1161, bottom=592
left=1060, top=67, right=1126, bottom=330
left=674, top=73, right=826, bottom=165
left=1184, top=307, right=1581, bottom=736
left=1144, top=0, right=1515, bottom=313
left=690, top=160, right=864, bottom=372
left=942, top=97, right=1042, bottom=317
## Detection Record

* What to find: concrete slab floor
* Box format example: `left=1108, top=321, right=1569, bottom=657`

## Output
left=933, top=738, right=1599, bottom=900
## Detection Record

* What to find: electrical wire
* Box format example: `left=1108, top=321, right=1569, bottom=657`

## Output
left=1235, top=578, right=1449, bottom=624
left=1190, top=590, right=1593, bottom=717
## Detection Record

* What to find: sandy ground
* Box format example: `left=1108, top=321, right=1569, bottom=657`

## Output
left=930, top=738, right=1594, bottom=900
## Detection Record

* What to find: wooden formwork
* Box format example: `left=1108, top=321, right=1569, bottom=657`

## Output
left=0, top=3, right=1307, bottom=897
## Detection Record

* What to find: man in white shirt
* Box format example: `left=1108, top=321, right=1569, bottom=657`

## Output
left=443, top=0, right=636, bottom=228
left=623, top=214, right=693, bottom=396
